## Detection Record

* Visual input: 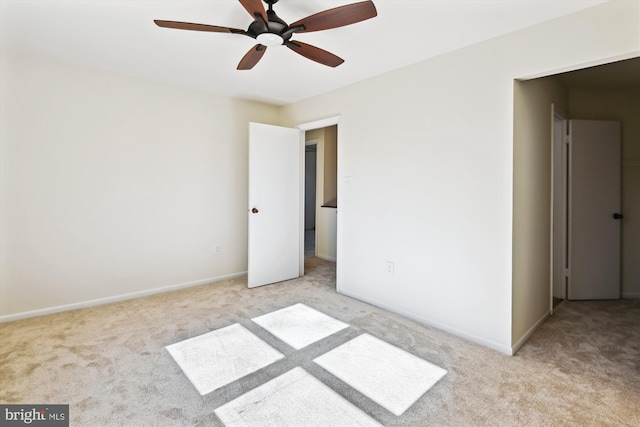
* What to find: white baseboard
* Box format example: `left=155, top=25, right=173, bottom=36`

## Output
left=338, top=288, right=514, bottom=355
left=511, top=310, right=550, bottom=355
left=0, top=272, right=247, bottom=323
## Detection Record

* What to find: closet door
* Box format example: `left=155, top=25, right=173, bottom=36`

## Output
left=568, top=120, right=621, bottom=300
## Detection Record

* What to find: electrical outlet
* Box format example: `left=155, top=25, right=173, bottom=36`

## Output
left=385, top=261, right=394, bottom=277
left=214, top=244, right=222, bottom=255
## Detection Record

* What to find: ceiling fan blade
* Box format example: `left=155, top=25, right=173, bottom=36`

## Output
left=154, top=20, right=244, bottom=34
left=238, top=0, right=268, bottom=23
left=286, top=40, right=344, bottom=68
left=289, top=0, right=377, bottom=33
left=238, top=44, right=267, bottom=70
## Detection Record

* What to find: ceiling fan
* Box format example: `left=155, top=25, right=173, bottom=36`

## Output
left=154, top=0, right=377, bottom=70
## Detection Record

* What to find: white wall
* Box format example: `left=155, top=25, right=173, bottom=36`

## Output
left=281, top=1, right=639, bottom=353
left=568, top=88, right=640, bottom=299
left=0, top=51, right=280, bottom=319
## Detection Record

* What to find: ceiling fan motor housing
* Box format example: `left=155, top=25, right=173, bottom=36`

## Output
left=248, top=4, right=297, bottom=46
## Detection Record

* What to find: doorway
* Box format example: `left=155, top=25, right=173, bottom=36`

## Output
left=246, top=117, right=340, bottom=289
left=551, top=114, right=623, bottom=305
left=512, top=58, right=637, bottom=349
left=303, top=125, right=337, bottom=263
left=305, top=142, right=317, bottom=258
left=549, top=58, right=639, bottom=303
left=298, top=116, right=341, bottom=287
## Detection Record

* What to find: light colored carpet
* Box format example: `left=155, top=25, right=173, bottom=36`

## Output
left=251, top=303, right=349, bottom=350
left=169, top=302, right=443, bottom=421
left=214, top=367, right=382, bottom=427
left=314, top=333, right=447, bottom=416
left=165, top=323, right=284, bottom=396
left=1, top=257, right=639, bottom=426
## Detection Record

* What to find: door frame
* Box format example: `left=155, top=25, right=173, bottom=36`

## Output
left=550, top=105, right=568, bottom=313
left=297, top=115, right=341, bottom=287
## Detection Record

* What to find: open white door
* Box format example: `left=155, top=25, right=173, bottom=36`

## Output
left=248, top=122, right=302, bottom=288
left=568, top=120, right=621, bottom=300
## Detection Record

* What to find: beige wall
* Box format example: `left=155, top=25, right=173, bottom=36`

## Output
left=322, top=125, right=338, bottom=206
left=568, top=88, right=640, bottom=298
left=512, top=78, right=568, bottom=347
left=282, top=1, right=639, bottom=353
left=0, top=51, right=281, bottom=318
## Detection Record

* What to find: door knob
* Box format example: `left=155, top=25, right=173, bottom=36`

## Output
left=252, top=208, right=259, bottom=214
left=613, top=213, right=623, bottom=220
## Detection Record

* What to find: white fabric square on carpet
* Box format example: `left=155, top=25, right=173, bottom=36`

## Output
left=214, top=367, right=382, bottom=427
left=314, top=333, right=447, bottom=416
left=251, top=303, right=349, bottom=350
left=165, top=323, right=284, bottom=395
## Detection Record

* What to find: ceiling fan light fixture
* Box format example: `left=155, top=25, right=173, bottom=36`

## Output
left=257, top=32, right=284, bottom=47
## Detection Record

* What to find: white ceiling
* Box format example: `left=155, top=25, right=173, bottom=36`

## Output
left=1, top=0, right=609, bottom=105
